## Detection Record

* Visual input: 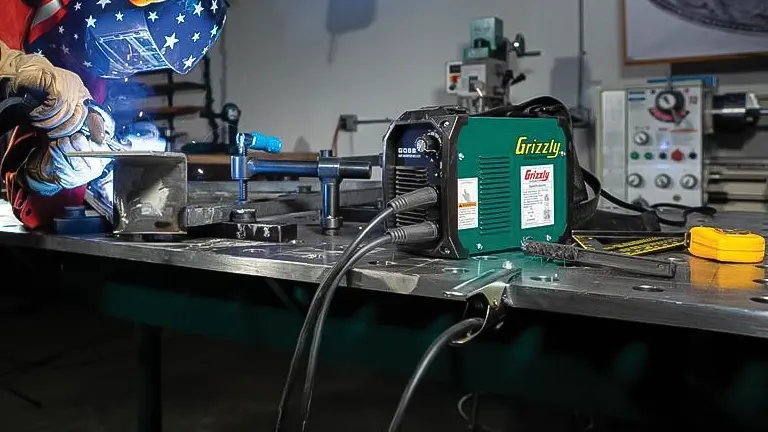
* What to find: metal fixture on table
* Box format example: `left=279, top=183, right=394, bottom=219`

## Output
left=231, top=143, right=372, bottom=235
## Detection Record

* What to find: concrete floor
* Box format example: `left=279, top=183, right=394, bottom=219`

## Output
left=0, top=302, right=591, bottom=432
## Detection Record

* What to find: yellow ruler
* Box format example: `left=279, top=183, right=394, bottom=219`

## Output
left=572, top=235, right=686, bottom=256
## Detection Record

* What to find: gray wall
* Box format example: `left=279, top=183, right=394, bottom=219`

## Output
left=170, top=0, right=767, bottom=160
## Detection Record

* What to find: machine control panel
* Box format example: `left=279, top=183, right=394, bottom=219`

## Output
left=452, top=58, right=506, bottom=98
left=599, top=82, right=706, bottom=208
left=445, top=61, right=462, bottom=94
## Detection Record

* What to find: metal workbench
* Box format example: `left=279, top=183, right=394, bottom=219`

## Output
left=1, top=197, right=767, bottom=339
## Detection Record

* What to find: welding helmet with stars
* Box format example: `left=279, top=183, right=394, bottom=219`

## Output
left=26, top=0, right=228, bottom=79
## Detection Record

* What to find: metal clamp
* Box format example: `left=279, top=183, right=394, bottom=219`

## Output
left=442, top=267, right=520, bottom=345
left=230, top=149, right=372, bottom=235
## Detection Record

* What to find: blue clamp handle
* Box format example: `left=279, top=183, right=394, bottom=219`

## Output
left=236, top=132, right=283, bottom=154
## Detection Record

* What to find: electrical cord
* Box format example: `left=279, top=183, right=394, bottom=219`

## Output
left=387, top=317, right=484, bottom=432
left=598, top=187, right=716, bottom=227
left=298, top=236, right=391, bottom=430
left=274, top=187, right=439, bottom=432
left=273, top=208, right=393, bottom=431
left=299, top=222, right=440, bottom=430
left=457, top=393, right=504, bottom=432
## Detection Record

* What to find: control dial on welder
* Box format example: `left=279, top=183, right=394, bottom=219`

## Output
left=655, top=90, right=685, bottom=116
left=627, top=173, right=643, bottom=188
left=655, top=174, right=672, bottom=189
left=414, top=132, right=441, bottom=155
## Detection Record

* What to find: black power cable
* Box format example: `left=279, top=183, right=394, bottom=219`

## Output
left=298, top=235, right=392, bottom=430
left=598, top=186, right=716, bottom=226
left=273, top=209, right=393, bottom=431
left=274, top=187, right=439, bottom=432
left=299, top=222, right=440, bottom=430
left=387, top=317, right=484, bottom=432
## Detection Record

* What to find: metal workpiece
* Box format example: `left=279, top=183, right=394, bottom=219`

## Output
left=183, top=181, right=381, bottom=228
left=53, top=206, right=107, bottom=235
left=69, top=151, right=189, bottom=235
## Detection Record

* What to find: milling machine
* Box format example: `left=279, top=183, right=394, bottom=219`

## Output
left=596, top=79, right=767, bottom=209
left=445, top=17, right=540, bottom=114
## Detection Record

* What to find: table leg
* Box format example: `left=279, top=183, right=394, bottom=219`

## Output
left=137, top=324, right=161, bottom=432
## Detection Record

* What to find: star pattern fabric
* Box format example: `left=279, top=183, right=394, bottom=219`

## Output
left=26, top=0, right=227, bottom=79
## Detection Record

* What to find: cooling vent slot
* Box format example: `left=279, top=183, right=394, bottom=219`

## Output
left=478, top=156, right=511, bottom=234
left=394, top=166, right=428, bottom=226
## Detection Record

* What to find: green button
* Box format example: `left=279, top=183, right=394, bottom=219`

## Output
left=630, top=152, right=640, bottom=160
left=644, top=152, right=653, bottom=160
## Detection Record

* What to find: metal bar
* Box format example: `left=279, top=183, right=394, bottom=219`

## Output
left=137, top=324, right=161, bottom=432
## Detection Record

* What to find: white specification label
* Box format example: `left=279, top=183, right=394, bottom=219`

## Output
left=521, top=164, right=554, bottom=229
left=457, top=177, right=478, bottom=230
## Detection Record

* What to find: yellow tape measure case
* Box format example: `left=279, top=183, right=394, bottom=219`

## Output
left=687, top=227, right=766, bottom=264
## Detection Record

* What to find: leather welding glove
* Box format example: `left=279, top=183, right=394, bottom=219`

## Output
left=23, top=103, right=118, bottom=196
left=0, top=40, right=100, bottom=140
left=23, top=129, right=114, bottom=196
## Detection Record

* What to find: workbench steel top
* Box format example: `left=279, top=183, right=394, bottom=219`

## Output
left=1, top=202, right=767, bottom=339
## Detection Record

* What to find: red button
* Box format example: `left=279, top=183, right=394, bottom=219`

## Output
left=671, top=149, right=684, bottom=161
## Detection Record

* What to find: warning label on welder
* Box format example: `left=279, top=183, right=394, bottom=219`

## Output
left=521, top=164, right=554, bottom=230
left=457, top=177, right=478, bottom=230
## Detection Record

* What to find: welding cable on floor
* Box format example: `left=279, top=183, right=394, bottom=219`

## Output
left=456, top=393, right=503, bottom=432
left=387, top=318, right=484, bottom=432
left=273, top=187, right=439, bottom=432
left=298, top=222, right=440, bottom=431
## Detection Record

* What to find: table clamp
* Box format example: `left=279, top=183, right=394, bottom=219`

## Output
left=442, top=267, right=520, bottom=345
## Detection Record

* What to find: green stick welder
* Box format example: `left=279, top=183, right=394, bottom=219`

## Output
left=381, top=97, right=600, bottom=259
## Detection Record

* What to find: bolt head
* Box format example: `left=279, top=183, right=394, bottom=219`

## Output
left=476, top=243, right=483, bottom=250
left=458, top=153, right=465, bottom=160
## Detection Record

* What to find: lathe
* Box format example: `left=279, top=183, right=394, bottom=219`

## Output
left=596, top=79, right=767, bottom=209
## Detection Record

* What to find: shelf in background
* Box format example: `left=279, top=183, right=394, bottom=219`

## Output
left=114, top=106, right=205, bottom=122
left=148, top=82, right=208, bottom=96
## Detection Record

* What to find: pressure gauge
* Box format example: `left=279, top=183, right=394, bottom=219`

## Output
left=655, top=174, right=672, bottom=189
left=655, top=90, right=685, bottom=115
left=680, top=174, right=698, bottom=190
left=627, top=173, right=643, bottom=188
left=633, top=131, right=650, bottom=145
